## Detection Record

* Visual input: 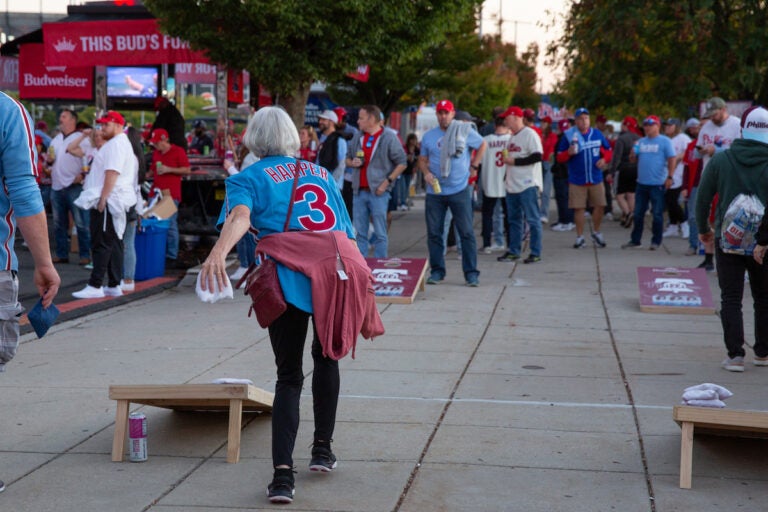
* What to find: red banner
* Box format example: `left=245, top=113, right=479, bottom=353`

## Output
left=19, top=44, right=93, bottom=100
left=0, top=57, right=18, bottom=91
left=174, top=62, right=216, bottom=84
left=43, top=19, right=208, bottom=67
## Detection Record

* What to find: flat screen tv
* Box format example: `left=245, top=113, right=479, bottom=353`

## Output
left=106, top=65, right=160, bottom=110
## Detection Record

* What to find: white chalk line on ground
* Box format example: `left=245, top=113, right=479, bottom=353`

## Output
left=334, top=393, right=671, bottom=410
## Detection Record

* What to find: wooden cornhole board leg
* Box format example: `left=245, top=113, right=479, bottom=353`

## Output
left=679, top=421, right=694, bottom=489
left=109, top=384, right=273, bottom=464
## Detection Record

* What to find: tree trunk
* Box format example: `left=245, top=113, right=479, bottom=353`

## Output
left=276, top=82, right=311, bottom=128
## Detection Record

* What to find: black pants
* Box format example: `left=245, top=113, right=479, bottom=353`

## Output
left=481, top=195, right=509, bottom=248
left=88, top=208, right=123, bottom=288
left=715, top=242, right=768, bottom=359
left=268, top=304, right=339, bottom=467
left=665, top=187, right=685, bottom=225
left=342, top=181, right=354, bottom=221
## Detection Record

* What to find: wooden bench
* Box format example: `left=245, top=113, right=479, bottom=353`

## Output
left=110, top=384, right=274, bottom=463
left=673, top=405, right=768, bottom=489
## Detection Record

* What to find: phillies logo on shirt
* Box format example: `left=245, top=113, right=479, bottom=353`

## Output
left=507, top=142, right=522, bottom=153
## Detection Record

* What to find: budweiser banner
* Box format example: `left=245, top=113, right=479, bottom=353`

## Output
left=43, top=19, right=208, bottom=67
left=0, top=57, right=19, bottom=91
left=19, top=44, right=93, bottom=100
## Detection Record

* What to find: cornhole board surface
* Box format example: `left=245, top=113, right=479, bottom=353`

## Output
left=366, top=257, right=428, bottom=304
left=637, top=267, right=715, bottom=314
left=673, top=405, right=768, bottom=489
left=109, top=384, right=274, bottom=463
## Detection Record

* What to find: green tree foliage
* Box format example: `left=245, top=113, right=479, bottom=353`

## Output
left=144, top=0, right=483, bottom=123
left=547, top=0, right=768, bottom=115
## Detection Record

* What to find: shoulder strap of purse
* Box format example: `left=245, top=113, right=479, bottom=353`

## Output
left=282, top=158, right=301, bottom=232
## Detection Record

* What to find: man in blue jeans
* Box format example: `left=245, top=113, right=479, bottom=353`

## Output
left=345, top=105, right=406, bottom=258
left=496, top=106, right=544, bottom=263
left=622, top=116, right=675, bottom=250
left=419, top=99, right=486, bottom=286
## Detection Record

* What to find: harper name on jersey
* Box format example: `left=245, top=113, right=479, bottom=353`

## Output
left=263, top=161, right=329, bottom=184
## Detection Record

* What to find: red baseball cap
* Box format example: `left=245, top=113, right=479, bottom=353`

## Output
left=499, top=106, right=524, bottom=119
left=643, top=115, right=661, bottom=126
left=34, top=134, right=43, bottom=145
left=596, top=114, right=607, bottom=123
left=333, top=106, right=347, bottom=122
left=558, top=119, right=571, bottom=132
left=541, top=116, right=552, bottom=123
left=96, top=110, right=125, bottom=126
left=436, top=99, right=455, bottom=112
left=523, top=108, right=536, bottom=120
left=622, top=116, right=638, bottom=128
left=149, top=128, right=169, bottom=145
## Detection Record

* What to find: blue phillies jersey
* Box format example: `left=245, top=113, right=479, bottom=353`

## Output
left=557, top=127, right=612, bottom=185
left=219, top=155, right=354, bottom=313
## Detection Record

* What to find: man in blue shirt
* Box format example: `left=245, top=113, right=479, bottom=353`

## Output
left=621, top=115, right=676, bottom=250
left=418, top=100, right=486, bottom=286
left=0, top=92, right=61, bottom=493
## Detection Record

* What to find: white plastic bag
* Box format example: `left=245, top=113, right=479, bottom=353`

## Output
left=720, top=193, right=764, bottom=255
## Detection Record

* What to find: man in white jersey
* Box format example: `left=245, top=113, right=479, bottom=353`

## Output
left=496, top=106, right=544, bottom=263
left=479, top=115, right=510, bottom=253
left=696, top=97, right=742, bottom=271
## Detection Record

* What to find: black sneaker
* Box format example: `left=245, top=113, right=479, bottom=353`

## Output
left=496, top=252, right=520, bottom=262
left=309, top=444, right=338, bottom=472
left=697, top=260, right=715, bottom=272
left=267, top=468, right=295, bottom=504
left=523, top=255, right=541, bottom=264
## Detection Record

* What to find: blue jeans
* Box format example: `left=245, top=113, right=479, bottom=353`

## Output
left=425, top=187, right=479, bottom=281
left=166, top=200, right=180, bottom=259
left=236, top=232, right=256, bottom=267
left=506, top=187, right=543, bottom=257
left=51, top=185, right=90, bottom=260
left=123, top=220, right=136, bottom=280
left=687, top=187, right=699, bottom=249
left=353, top=189, right=390, bottom=258
left=540, top=162, right=553, bottom=220
left=553, top=177, right=573, bottom=224
left=631, top=183, right=665, bottom=246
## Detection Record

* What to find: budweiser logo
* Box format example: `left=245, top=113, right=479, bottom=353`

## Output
left=53, top=38, right=76, bottom=52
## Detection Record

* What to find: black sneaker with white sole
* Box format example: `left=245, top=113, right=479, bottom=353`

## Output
left=267, top=468, right=295, bottom=504
left=309, top=444, right=338, bottom=472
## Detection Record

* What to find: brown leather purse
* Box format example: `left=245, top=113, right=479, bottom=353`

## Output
left=236, top=159, right=301, bottom=328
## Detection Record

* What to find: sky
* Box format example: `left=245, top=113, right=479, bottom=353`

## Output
left=12, top=0, right=568, bottom=92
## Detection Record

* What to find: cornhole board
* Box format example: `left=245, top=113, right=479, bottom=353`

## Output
left=637, top=267, right=715, bottom=314
left=109, top=384, right=274, bottom=463
left=673, top=405, right=768, bottom=489
left=366, top=257, right=428, bottom=304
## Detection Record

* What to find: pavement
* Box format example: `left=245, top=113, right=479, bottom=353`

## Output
left=2, top=199, right=767, bottom=512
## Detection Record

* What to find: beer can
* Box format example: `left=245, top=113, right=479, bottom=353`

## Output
left=225, top=150, right=234, bottom=160
left=356, top=150, right=365, bottom=166
left=128, top=412, right=148, bottom=462
left=431, top=178, right=441, bottom=194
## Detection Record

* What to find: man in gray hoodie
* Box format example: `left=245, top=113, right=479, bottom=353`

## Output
left=346, top=105, right=406, bottom=258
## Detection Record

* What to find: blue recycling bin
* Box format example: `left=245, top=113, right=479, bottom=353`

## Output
left=134, top=218, right=170, bottom=281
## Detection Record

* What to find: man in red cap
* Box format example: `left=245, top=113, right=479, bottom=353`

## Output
left=418, top=99, right=486, bottom=286
left=73, top=110, right=138, bottom=299
left=621, top=115, right=675, bottom=250
left=149, top=128, right=190, bottom=263
left=151, top=97, right=187, bottom=150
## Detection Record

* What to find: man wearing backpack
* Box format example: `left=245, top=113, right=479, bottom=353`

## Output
left=696, top=106, right=768, bottom=372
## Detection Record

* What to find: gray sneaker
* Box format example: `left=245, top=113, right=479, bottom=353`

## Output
left=722, top=356, right=745, bottom=372
left=591, top=232, right=606, bottom=248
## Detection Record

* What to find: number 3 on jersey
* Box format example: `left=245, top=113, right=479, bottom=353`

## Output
left=295, top=183, right=337, bottom=231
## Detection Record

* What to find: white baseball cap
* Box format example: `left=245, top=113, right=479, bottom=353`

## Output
left=318, top=110, right=338, bottom=124
left=741, top=106, right=768, bottom=144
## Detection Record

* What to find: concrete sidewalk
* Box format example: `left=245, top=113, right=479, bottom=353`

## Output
left=1, top=199, right=767, bottom=512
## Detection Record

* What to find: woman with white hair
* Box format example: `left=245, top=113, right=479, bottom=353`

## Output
left=200, top=106, right=382, bottom=504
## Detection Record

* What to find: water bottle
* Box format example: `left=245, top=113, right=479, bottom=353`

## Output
left=571, top=133, right=579, bottom=152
